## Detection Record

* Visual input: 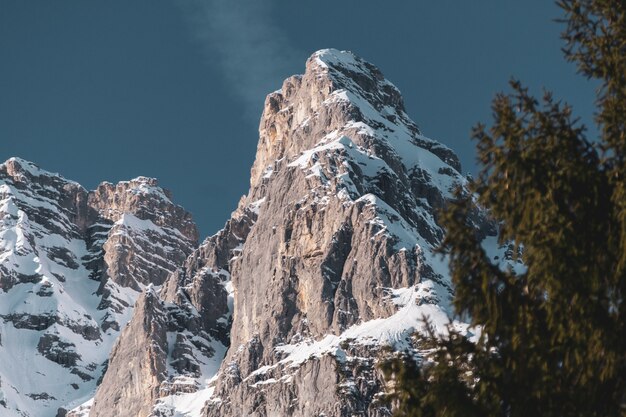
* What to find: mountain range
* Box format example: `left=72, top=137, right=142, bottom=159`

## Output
left=0, top=49, right=514, bottom=417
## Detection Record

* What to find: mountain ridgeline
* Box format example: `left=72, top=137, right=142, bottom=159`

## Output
left=0, top=50, right=508, bottom=417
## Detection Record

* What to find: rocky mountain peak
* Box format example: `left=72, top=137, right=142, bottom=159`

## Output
left=96, top=176, right=172, bottom=203
left=309, top=48, right=408, bottom=115
left=250, top=49, right=461, bottom=194
left=89, top=176, right=196, bottom=241
left=0, top=157, right=199, bottom=417
left=194, top=49, right=479, bottom=417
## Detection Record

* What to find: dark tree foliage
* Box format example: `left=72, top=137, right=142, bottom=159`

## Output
left=382, top=1, right=626, bottom=416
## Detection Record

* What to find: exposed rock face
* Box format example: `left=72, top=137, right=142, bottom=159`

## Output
left=89, top=178, right=199, bottom=332
left=90, top=178, right=198, bottom=290
left=0, top=158, right=198, bottom=417
left=89, top=287, right=168, bottom=417
left=89, top=204, right=258, bottom=417
left=200, top=48, right=475, bottom=417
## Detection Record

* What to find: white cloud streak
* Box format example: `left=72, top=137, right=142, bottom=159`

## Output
left=179, top=0, right=301, bottom=120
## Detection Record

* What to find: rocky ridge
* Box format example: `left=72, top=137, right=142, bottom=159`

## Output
left=0, top=158, right=197, bottom=417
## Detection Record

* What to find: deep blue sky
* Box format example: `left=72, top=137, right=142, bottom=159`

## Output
left=0, top=1, right=597, bottom=237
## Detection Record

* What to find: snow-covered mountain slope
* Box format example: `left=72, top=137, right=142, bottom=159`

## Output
left=87, top=49, right=503, bottom=417
left=0, top=158, right=198, bottom=417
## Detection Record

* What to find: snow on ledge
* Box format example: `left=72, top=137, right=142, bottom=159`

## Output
left=246, top=283, right=473, bottom=384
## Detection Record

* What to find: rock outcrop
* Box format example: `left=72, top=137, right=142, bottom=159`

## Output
left=89, top=287, right=168, bottom=417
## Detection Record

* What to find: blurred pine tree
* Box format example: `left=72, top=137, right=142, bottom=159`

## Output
left=382, top=1, right=626, bottom=416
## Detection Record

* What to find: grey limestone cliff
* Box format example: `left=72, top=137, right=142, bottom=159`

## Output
left=202, top=48, right=475, bottom=417
left=90, top=287, right=168, bottom=417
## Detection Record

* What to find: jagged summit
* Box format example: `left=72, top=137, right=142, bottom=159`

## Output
left=310, top=48, right=461, bottom=172
left=199, top=49, right=480, bottom=417
left=251, top=49, right=462, bottom=191
left=311, top=48, right=409, bottom=115
left=100, top=176, right=173, bottom=201
left=4, top=156, right=56, bottom=174
left=2, top=156, right=82, bottom=186
left=2, top=157, right=173, bottom=203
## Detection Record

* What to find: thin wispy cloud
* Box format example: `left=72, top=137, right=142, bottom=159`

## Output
left=179, top=0, right=301, bottom=120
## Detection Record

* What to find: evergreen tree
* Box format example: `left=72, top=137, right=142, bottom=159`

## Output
left=382, top=1, right=626, bottom=416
